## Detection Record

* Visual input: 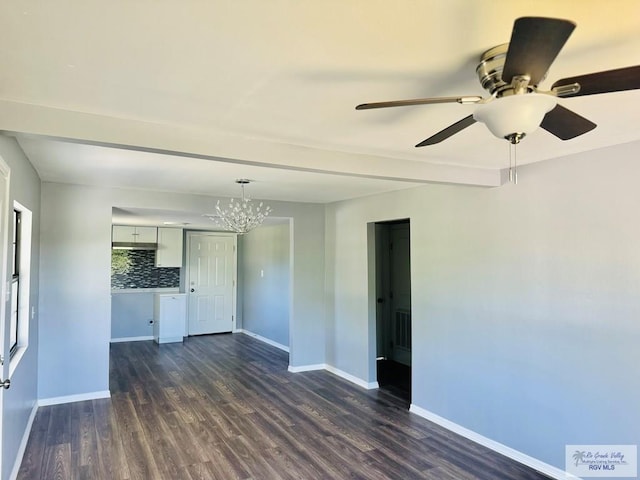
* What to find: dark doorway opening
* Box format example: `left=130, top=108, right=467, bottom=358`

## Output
left=374, top=219, right=411, bottom=403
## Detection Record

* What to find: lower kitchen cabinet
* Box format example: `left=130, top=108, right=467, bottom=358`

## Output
left=153, top=293, right=186, bottom=344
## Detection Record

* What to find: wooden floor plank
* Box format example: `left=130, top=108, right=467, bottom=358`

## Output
left=43, top=443, right=71, bottom=480
left=18, top=333, right=554, bottom=479
left=16, top=408, right=50, bottom=480
left=92, top=398, right=130, bottom=480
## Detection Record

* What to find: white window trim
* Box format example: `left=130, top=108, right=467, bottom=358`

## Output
left=9, top=201, right=32, bottom=376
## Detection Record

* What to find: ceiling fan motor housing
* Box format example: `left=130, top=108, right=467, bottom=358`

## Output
left=475, top=43, right=556, bottom=140
left=476, top=43, right=540, bottom=96
left=476, top=44, right=510, bottom=95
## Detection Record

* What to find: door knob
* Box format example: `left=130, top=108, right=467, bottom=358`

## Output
left=0, top=378, right=10, bottom=389
left=190, top=288, right=195, bottom=293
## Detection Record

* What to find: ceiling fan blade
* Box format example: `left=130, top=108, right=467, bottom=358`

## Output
left=415, top=115, right=477, bottom=147
left=551, top=65, right=640, bottom=97
left=502, top=17, right=576, bottom=86
left=355, top=96, right=482, bottom=110
left=540, top=104, right=596, bottom=140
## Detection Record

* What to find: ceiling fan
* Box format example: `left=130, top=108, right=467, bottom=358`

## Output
left=356, top=17, right=640, bottom=147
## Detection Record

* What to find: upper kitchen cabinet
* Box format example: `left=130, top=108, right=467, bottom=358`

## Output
left=155, top=227, right=184, bottom=267
left=112, top=225, right=157, bottom=243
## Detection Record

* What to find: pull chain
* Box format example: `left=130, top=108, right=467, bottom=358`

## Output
left=509, top=142, right=513, bottom=183
left=507, top=136, right=520, bottom=184
left=513, top=141, right=518, bottom=184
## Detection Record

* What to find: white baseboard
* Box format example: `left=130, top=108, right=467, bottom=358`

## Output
left=110, top=336, right=153, bottom=343
left=325, top=365, right=379, bottom=390
left=237, top=329, right=289, bottom=352
left=287, top=363, right=378, bottom=390
left=38, top=390, right=111, bottom=407
left=9, top=402, right=38, bottom=480
left=236, top=331, right=377, bottom=391
left=409, top=404, right=577, bottom=480
left=155, top=336, right=183, bottom=344
left=288, top=363, right=326, bottom=373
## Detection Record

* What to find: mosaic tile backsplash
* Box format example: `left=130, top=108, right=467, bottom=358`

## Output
left=111, top=249, right=180, bottom=289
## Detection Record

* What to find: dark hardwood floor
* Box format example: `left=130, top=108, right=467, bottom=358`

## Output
left=18, top=333, right=553, bottom=479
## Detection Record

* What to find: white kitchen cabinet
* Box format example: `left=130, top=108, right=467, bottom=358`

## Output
left=112, top=225, right=157, bottom=243
left=112, top=225, right=133, bottom=242
left=153, top=293, right=186, bottom=344
left=155, top=227, right=183, bottom=267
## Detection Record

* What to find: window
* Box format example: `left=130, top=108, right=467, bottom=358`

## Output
left=9, top=202, right=31, bottom=370
left=10, top=209, right=20, bottom=356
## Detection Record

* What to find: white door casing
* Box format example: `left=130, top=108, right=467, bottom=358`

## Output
left=186, top=233, right=236, bottom=335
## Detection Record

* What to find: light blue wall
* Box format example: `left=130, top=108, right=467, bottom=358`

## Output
left=111, top=292, right=154, bottom=340
left=39, top=183, right=112, bottom=399
left=239, top=222, right=290, bottom=347
left=0, top=136, right=41, bottom=480
left=325, top=140, right=640, bottom=473
left=38, top=185, right=325, bottom=401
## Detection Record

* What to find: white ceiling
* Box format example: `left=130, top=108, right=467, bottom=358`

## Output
left=2, top=1, right=640, bottom=210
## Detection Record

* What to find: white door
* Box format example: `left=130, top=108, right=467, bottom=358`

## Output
left=0, top=156, right=11, bottom=472
left=187, top=233, right=236, bottom=335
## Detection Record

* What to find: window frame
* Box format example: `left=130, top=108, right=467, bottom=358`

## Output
left=9, top=209, right=21, bottom=357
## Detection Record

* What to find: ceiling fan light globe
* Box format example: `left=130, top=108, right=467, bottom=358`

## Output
left=473, top=93, right=557, bottom=140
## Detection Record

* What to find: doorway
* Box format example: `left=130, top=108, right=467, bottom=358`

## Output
left=374, top=219, right=412, bottom=402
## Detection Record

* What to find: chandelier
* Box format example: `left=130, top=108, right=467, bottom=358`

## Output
left=212, top=179, right=272, bottom=234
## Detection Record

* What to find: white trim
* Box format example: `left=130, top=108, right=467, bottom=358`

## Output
left=38, top=390, right=111, bottom=407
left=287, top=363, right=379, bottom=390
left=155, top=336, right=183, bottom=344
left=237, top=329, right=289, bottom=352
left=325, top=365, right=379, bottom=390
left=110, top=335, right=153, bottom=343
left=409, top=404, right=578, bottom=480
left=288, top=363, right=326, bottom=373
left=9, top=201, right=33, bottom=378
left=8, top=402, right=38, bottom=480
left=0, top=156, right=10, bottom=366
